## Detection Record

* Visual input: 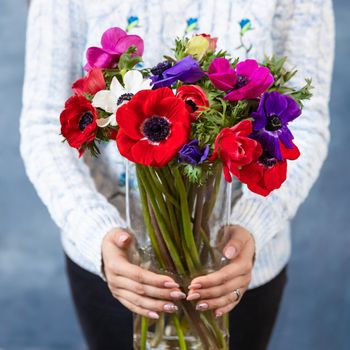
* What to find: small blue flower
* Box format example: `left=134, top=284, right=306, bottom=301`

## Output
left=185, top=18, right=199, bottom=33
left=118, top=172, right=126, bottom=187
left=239, top=18, right=252, bottom=34
left=128, top=16, right=139, bottom=24
left=126, top=16, right=140, bottom=32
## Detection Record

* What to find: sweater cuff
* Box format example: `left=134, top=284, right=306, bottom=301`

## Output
left=230, top=197, right=282, bottom=254
left=67, top=205, right=127, bottom=279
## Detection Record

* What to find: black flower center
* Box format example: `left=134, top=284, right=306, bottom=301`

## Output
left=79, top=112, right=94, bottom=131
left=185, top=99, right=198, bottom=112
left=117, top=93, right=134, bottom=106
left=150, top=61, right=173, bottom=76
left=266, top=114, right=283, bottom=131
left=235, top=74, right=249, bottom=89
left=142, top=116, right=171, bottom=143
left=259, top=151, right=277, bottom=167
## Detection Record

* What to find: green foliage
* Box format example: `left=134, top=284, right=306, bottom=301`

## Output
left=263, top=55, right=313, bottom=108
left=173, top=37, right=190, bottom=60
left=118, top=46, right=143, bottom=76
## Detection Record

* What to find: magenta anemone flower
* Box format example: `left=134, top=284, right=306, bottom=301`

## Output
left=207, top=58, right=237, bottom=91
left=208, top=58, right=274, bottom=101
left=84, top=27, right=144, bottom=71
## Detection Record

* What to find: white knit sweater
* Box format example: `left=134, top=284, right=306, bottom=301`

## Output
left=20, top=0, right=334, bottom=288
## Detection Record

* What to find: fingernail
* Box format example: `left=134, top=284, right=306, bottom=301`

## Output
left=188, top=283, right=202, bottom=290
left=224, top=246, right=237, bottom=259
left=215, top=311, right=223, bottom=318
left=118, top=234, right=129, bottom=244
left=196, top=302, right=208, bottom=311
left=148, top=311, right=159, bottom=320
left=163, top=304, right=178, bottom=312
left=170, top=291, right=186, bottom=299
left=164, top=281, right=179, bottom=288
left=187, top=292, right=201, bottom=301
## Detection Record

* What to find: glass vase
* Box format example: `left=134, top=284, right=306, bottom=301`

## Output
left=124, top=161, right=241, bottom=350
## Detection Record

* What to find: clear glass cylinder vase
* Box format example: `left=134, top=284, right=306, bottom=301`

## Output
left=124, top=161, right=241, bottom=350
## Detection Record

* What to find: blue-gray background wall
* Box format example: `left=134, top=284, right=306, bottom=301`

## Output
left=0, top=0, right=349, bottom=349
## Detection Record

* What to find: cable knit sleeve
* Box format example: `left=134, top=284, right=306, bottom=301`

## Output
left=230, top=0, right=335, bottom=254
left=20, top=0, right=126, bottom=277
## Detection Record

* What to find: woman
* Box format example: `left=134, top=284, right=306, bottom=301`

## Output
left=20, top=0, right=334, bottom=349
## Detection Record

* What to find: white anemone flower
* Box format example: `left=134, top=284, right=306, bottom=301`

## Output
left=92, top=70, right=152, bottom=127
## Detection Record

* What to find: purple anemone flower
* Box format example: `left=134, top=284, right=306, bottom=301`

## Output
left=84, top=27, right=144, bottom=71
left=178, top=140, right=209, bottom=165
left=151, top=56, right=204, bottom=89
left=251, top=91, right=302, bottom=160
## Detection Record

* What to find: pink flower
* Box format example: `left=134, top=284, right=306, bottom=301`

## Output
left=84, top=27, right=144, bottom=71
left=207, top=58, right=237, bottom=91
left=208, top=58, right=274, bottom=101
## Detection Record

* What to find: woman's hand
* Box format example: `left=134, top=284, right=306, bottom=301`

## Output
left=102, top=228, right=186, bottom=320
left=187, top=225, right=255, bottom=317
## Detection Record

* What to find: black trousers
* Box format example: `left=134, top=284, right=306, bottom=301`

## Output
left=66, top=256, right=287, bottom=350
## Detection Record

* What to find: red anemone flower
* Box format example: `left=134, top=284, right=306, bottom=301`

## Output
left=60, top=95, right=98, bottom=154
left=211, top=120, right=262, bottom=182
left=72, top=68, right=106, bottom=96
left=176, top=85, right=209, bottom=120
left=116, top=87, right=191, bottom=167
left=232, top=142, right=300, bottom=196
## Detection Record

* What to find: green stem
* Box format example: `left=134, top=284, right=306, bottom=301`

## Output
left=173, top=167, right=201, bottom=269
left=137, top=165, right=186, bottom=274
left=149, top=204, right=177, bottom=272
left=136, top=168, right=165, bottom=267
left=193, top=185, right=205, bottom=246
left=140, top=316, right=148, bottom=350
left=172, top=314, right=188, bottom=350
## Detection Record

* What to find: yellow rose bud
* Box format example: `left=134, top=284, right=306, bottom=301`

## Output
left=186, top=35, right=210, bottom=60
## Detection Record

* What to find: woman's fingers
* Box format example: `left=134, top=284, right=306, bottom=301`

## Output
left=112, top=260, right=180, bottom=289
left=189, top=256, right=252, bottom=290
left=194, top=286, right=247, bottom=313
left=110, top=275, right=186, bottom=301
left=187, top=274, right=250, bottom=301
left=103, top=230, right=179, bottom=289
left=117, top=296, right=160, bottom=320
left=114, top=289, right=179, bottom=315
left=214, top=302, right=237, bottom=318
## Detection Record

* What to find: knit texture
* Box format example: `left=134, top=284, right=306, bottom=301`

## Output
left=20, top=0, right=334, bottom=288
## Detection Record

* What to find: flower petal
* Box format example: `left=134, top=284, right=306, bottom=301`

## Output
left=92, top=90, right=117, bottom=113
left=143, top=87, right=174, bottom=116
left=101, top=27, right=127, bottom=51
left=116, top=104, right=143, bottom=140
left=124, top=70, right=144, bottom=92
left=235, top=59, right=259, bottom=77
left=110, top=76, right=126, bottom=96
left=85, top=47, right=116, bottom=71
left=116, top=34, right=144, bottom=56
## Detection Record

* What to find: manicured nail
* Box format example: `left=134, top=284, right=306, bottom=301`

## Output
left=187, top=292, right=201, bottom=301
left=118, top=234, right=129, bottom=244
left=215, top=311, right=223, bottom=318
left=163, top=304, right=178, bottom=312
left=170, top=291, right=186, bottom=299
left=224, top=246, right=237, bottom=259
left=196, top=302, right=208, bottom=311
left=164, top=281, right=179, bottom=288
left=188, top=283, right=202, bottom=290
left=148, top=311, right=160, bottom=319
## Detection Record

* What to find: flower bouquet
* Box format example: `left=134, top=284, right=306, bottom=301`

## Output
left=60, top=22, right=312, bottom=350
